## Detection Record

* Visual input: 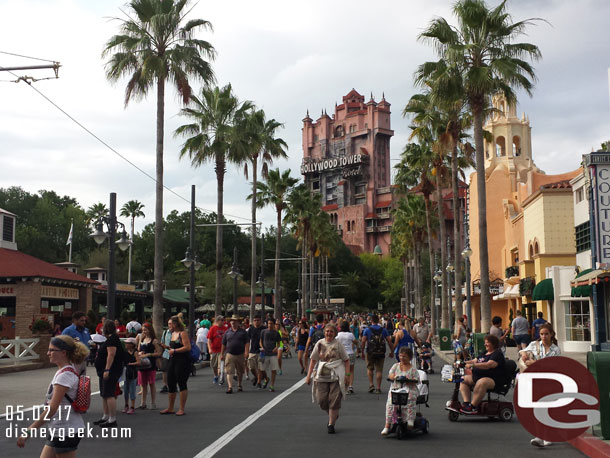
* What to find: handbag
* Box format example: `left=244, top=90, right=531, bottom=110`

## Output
left=518, top=342, right=540, bottom=372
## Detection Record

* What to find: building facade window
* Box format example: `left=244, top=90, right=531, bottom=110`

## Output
left=575, top=221, right=591, bottom=253
left=564, top=300, right=591, bottom=341
left=2, top=215, right=14, bottom=242
left=575, top=187, right=584, bottom=204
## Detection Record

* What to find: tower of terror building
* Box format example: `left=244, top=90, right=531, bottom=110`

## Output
left=301, top=89, right=395, bottom=255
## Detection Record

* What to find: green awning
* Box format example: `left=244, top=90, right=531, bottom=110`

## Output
left=163, top=289, right=190, bottom=304
left=571, top=268, right=594, bottom=298
left=532, top=278, right=554, bottom=301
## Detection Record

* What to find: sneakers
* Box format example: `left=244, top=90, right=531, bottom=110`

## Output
left=381, top=427, right=390, bottom=436
left=327, top=424, right=335, bottom=434
left=213, top=376, right=219, bottom=385
left=278, top=370, right=283, bottom=375
left=93, top=418, right=108, bottom=425
left=374, top=389, right=382, bottom=395
left=99, top=420, right=117, bottom=428
left=263, top=378, right=269, bottom=389
left=127, top=408, right=135, bottom=415
left=269, top=386, right=275, bottom=392
left=530, top=438, right=552, bottom=447
left=252, top=378, right=258, bottom=387
left=368, top=385, right=375, bottom=393
left=150, top=403, right=156, bottom=410
left=160, top=385, right=169, bottom=393
left=122, top=406, right=129, bottom=414
left=459, top=404, right=478, bottom=414
left=257, top=383, right=262, bottom=390
left=348, top=386, right=354, bottom=394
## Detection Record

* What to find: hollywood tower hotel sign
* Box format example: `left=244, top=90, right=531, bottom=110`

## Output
left=301, top=89, right=396, bottom=255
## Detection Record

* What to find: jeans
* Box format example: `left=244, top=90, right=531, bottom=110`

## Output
left=124, top=378, right=137, bottom=401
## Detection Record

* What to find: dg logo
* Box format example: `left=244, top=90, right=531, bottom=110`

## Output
left=441, top=336, right=449, bottom=342
left=514, top=356, right=600, bottom=442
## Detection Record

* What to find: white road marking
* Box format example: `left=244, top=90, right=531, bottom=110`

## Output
left=193, top=378, right=307, bottom=458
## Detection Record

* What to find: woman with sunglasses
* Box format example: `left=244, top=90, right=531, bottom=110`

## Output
left=16, top=335, right=89, bottom=456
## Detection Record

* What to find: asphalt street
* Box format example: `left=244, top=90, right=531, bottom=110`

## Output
left=0, top=354, right=584, bottom=458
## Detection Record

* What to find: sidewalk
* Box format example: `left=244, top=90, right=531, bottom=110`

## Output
left=432, top=344, right=610, bottom=458
left=0, top=361, right=209, bottom=417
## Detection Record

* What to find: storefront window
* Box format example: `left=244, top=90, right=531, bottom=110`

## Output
left=564, top=300, right=591, bottom=341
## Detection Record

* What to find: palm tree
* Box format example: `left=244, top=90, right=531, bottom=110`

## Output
left=86, top=203, right=109, bottom=228
left=103, top=0, right=216, bottom=333
left=250, top=168, right=297, bottom=319
left=120, top=200, right=145, bottom=284
left=394, top=142, right=438, bottom=329
left=418, top=0, right=541, bottom=331
left=243, top=111, right=288, bottom=320
left=175, top=84, right=253, bottom=318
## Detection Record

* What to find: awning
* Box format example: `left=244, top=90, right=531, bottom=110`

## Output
left=493, top=283, right=521, bottom=301
left=570, top=269, right=610, bottom=287
left=571, top=268, right=594, bottom=298
left=532, top=278, right=554, bottom=301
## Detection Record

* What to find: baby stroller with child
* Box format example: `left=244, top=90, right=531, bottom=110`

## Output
left=416, top=343, right=434, bottom=374
left=388, top=369, right=430, bottom=439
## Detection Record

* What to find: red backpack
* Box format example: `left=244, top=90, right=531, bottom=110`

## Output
left=58, top=366, right=91, bottom=413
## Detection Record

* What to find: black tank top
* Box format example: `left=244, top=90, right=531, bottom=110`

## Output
left=298, top=328, right=308, bottom=346
left=170, top=333, right=188, bottom=359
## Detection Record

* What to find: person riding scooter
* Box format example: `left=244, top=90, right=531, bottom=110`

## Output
left=458, top=335, right=505, bottom=414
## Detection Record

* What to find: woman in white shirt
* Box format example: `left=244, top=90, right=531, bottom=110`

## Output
left=196, top=325, right=209, bottom=361
left=336, top=321, right=359, bottom=394
left=17, top=335, right=89, bottom=456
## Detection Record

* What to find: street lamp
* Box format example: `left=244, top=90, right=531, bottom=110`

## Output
left=228, top=247, right=241, bottom=317
left=433, top=267, right=442, bottom=333
left=446, top=238, right=455, bottom=329
left=90, top=192, right=131, bottom=321
left=461, top=245, right=473, bottom=330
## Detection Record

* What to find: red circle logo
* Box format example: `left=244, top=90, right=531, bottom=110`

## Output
left=513, top=356, right=600, bottom=442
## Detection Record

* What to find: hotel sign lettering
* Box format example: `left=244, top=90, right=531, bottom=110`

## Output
left=301, top=153, right=365, bottom=175
left=41, top=286, right=79, bottom=300
left=0, top=285, right=15, bottom=296
left=591, top=159, right=610, bottom=264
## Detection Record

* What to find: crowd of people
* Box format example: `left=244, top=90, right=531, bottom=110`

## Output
left=16, top=306, right=563, bottom=455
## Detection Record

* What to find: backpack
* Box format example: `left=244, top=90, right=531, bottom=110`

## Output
left=309, top=327, right=325, bottom=354
left=189, top=341, right=201, bottom=362
left=58, top=366, right=91, bottom=413
left=367, top=327, right=386, bottom=358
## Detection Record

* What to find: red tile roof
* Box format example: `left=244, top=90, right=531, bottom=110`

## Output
left=541, top=180, right=572, bottom=190
left=322, top=204, right=338, bottom=211
left=0, top=248, right=98, bottom=284
left=365, top=213, right=377, bottom=219
left=375, top=200, right=392, bottom=208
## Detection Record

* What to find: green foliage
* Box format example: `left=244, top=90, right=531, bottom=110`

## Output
left=31, top=317, right=52, bottom=333
left=86, top=309, right=98, bottom=334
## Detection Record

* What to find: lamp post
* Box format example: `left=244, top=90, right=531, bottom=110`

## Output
left=461, top=245, right=473, bottom=331
left=255, top=234, right=265, bottom=321
left=433, top=262, right=442, bottom=334
left=228, top=247, right=240, bottom=317
left=91, top=192, right=131, bottom=321
left=446, top=237, right=455, bottom=331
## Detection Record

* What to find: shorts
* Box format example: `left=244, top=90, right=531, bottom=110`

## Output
left=314, top=381, right=342, bottom=411
left=137, top=369, right=156, bottom=385
left=247, top=353, right=260, bottom=371
left=366, top=355, right=385, bottom=373
left=225, top=353, right=245, bottom=377
left=159, top=357, right=169, bottom=372
left=348, top=353, right=356, bottom=365
left=297, top=345, right=306, bottom=352
left=210, top=352, right=221, bottom=371
left=99, top=373, right=120, bottom=399
left=263, top=354, right=280, bottom=372
left=45, top=436, right=81, bottom=454
left=514, top=334, right=531, bottom=346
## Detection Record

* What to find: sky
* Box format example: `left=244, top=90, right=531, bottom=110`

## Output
left=1, top=0, right=609, bottom=237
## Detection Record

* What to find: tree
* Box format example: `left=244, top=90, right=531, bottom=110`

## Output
left=103, top=0, right=216, bottom=334
left=250, top=168, right=297, bottom=319
left=120, top=200, right=145, bottom=284
left=243, top=111, right=288, bottom=321
left=175, top=84, right=253, bottom=317
left=419, top=0, right=542, bottom=331
left=86, top=203, right=109, bottom=228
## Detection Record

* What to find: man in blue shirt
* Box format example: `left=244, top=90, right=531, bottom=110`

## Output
left=62, top=311, right=91, bottom=348
left=531, top=312, right=547, bottom=340
left=360, top=314, right=392, bottom=394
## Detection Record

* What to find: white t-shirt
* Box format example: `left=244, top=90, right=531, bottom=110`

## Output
left=336, top=331, right=356, bottom=355
left=196, top=327, right=209, bottom=344
left=44, top=365, right=84, bottom=433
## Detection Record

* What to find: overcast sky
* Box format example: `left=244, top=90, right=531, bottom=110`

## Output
left=1, top=0, right=609, bottom=236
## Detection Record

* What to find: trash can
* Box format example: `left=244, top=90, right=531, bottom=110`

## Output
left=474, top=333, right=487, bottom=356
left=587, top=351, right=610, bottom=439
left=439, top=328, right=452, bottom=351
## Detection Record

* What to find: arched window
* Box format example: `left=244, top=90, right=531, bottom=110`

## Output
left=495, top=136, right=506, bottom=157
left=534, top=240, right=540, bottom=255
left=512, top=136, right=521, bottom=156
left=529, top=242, right=534, bottom=259
left=347, top=221, right=351, bottom=232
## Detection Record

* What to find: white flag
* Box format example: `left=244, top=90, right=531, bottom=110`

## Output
left=66, top=222, right=73, bottom=246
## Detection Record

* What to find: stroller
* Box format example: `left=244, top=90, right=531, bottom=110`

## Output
left=417, top=343, right=434, bottom=374
left=388, top=369, right=430, bottom=439
left=86, top=340, right=98, bottom=366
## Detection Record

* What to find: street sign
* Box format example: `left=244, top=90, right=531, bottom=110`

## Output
left=377, top=302, right=383, bottom=311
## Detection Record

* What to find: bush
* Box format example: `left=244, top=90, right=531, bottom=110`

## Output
left=31, top=318, right=52, bottom=333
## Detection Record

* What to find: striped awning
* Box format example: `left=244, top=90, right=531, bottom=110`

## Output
left=493, top=284, right=520, bottom=301
left=571, top=269, right=610, bottom=287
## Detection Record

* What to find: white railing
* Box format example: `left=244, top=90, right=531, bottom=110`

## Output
left=0, top=337, right=40, bottom=364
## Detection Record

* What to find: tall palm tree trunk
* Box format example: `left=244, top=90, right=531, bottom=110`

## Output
left=473, top=107, right=491, bottom=332
left=417, top=244, right=423, bottom=318
left=405, top=257, right=411, bottom=316
left=451, top=146, right=463, bottom=328
left=436, top=170, right=448, bottom=329
left=424, top=198, right=436, bottom=334
left=215, top=157, right=225, bottom=318
left=274, top=206, right=282, bottom=319
left=301, top=234, right=308, bottom=316
left=250, top=157, right=258, bottom=322
left=152, top=77, right=165, bottom=336
left=309, top=255, right=315, bottom=310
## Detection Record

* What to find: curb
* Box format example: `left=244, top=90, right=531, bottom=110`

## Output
left=568, top=434, right=610, bottom=458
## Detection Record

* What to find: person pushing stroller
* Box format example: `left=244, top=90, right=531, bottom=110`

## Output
left=381, top=346, right=419, bottom=435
